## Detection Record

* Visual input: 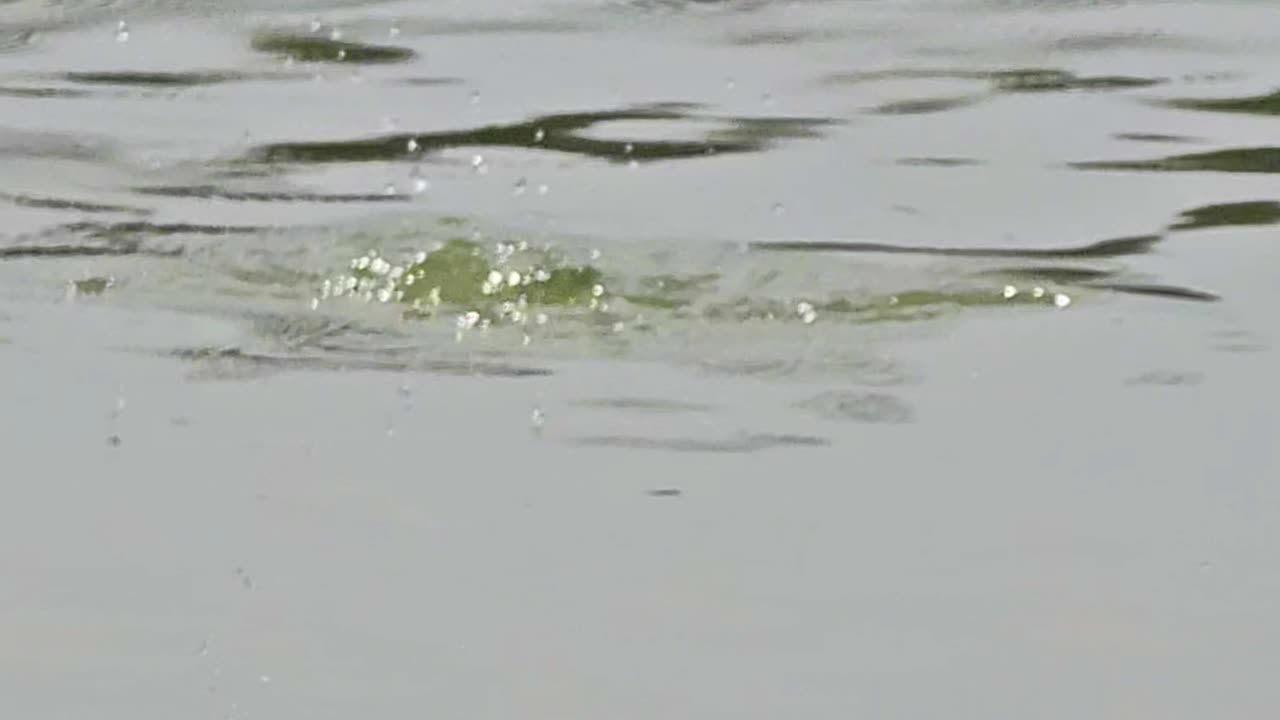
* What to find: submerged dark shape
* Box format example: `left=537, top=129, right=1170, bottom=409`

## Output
left=0, top=86, right=93, bottom=99
left=897, top=157, right=983, bottom=167
left=1072, top=147, right=1280, bottom=174
left=1113, top=132, right=1200, bottom=144
left=242, top=104, right=837, bottom=165
left=251, top=32, right=416, bottom=64
left=1169, top=201, right=1280, bottom=231
left=750, top=234, right=1162, bottom=259
left=1161, top=90, right=1280, bottom=117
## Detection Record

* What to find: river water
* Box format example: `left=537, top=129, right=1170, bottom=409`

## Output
left=1, top=1, right=1278, bottom=718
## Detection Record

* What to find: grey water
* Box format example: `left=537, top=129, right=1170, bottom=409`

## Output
left=1, top=0, right=1277, bottom=718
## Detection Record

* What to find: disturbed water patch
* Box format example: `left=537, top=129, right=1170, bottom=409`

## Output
left=566, top=432, right=829, bottom=454
left=795, top=390, right=915, bottom=424
left=250, top=31, right=416, bottom=64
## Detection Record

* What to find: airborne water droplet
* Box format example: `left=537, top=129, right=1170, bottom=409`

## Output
left=115, top=21, right=129, bottom=43
left=533, top=128, right=546, bottom=143
left=469, top=90, right=481, bottom=105
left=771, top=202, right=786, bottom=216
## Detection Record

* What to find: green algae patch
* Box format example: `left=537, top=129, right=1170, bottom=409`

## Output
left=319, top=238, right=608, bottom=327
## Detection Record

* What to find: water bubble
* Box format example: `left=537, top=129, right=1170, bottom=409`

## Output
left=1002, top=285, right=1018, bottom=299
left=612, top=322, right=625, bottom=333
left=589, top=249, right=601, bottom=261
left=309, top=17, right=323, bottom=33
left=513, top=177, right=527, bottom=196
left=115, top=21, right=129, bottom=43
left=1053, top=292, right=1072, bottom=308
left=1032, top=286, right=1046, bottom=299
left=535, top=312, right=548, bottom=325
left=591, top=284, right=605, bottom=298
left=623, top=143, right=634, bottom=155
left=533, top=128, right=546, bottom=143
left=406, top=138, right=419, bottom=153
left=383, top=183, right=397, bottom=196
left=309, top=297, right=320, bottom=311
left=471, top=154, right=487, bottom=174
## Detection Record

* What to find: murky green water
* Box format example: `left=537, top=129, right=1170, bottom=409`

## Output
left=1, top=1, right=1277, bottom=718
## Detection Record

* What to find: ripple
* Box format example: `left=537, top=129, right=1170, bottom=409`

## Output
left=1168, top=201, right=1280, bottom=231
left=1161, top=90, right=1280, bottom=117
left=868, top=96, right=982, bottom=116
left=0, top=192, right=147, bottom=215
left=169, top=346, right=552, bottom=380
left=250, top=31, right=416, bottom=65
left=750, top=234, right=1162, bottom=259
left=795, top=390, right=915, bottom=424
left=242, top=104, right=836, bottom=166
left=134, top=185, right=411, bottom=204
left=1072, top=147, right=1280, bottom=174
left=825, top=67, right=1164, bottom=93
left=571, top=397, right=714, bottom=413
left=60, top=70, right=281, bottom=87
left=566, top=432, right=829, bottom=453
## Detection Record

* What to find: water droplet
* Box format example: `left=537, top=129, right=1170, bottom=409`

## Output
left=761, top=93, right=775, bottom=106
left=309, top=17, right=323, bottom=33
left=106, top=434, right=122, bottom=447
left=1053, top=292, right=1072, bottom=308
left=471, top=154, right=487, bottom=174
left=1199, top=561, right=1213, bottom=572
left=309, top=297, right=320, bottom=311
left=1032, top=286, right=1046, bottom=299
left=383, top=183, right=397, bottom=196
left=796, top=301, right=817, bottom=324
left=725, top=77, right=736, bottom=90
left=513, top=177, right=527, bottom=196
left=389, top=24, right=400, bottom=37
left=409, top=166, right=429, bottom=194
left=406, top=138, right=419, bottom=153
left=771, top=202, right=786, bottom=216
left=530, top=406, right=545, bottom=433
left=382, top=116, right=400, bottom=132
left=115, top=21, right=129, bottom=43
left=623, top=143, right=634, bottom=155
left=533, top=128, right=546, bottom=143
left=260, top=675, right=271, bottom=684
left=1002, top=285, right=1018, bottom=299
left=627, top=159, right=640, bottom=170
left=589, top=249, right=601, bottom=261
left=329, top=28, right=342, bottom=41
left=536, top=183, right=549, bottom=195
left=591, top=284, right=605, bottom=298
left=469, top=90, right=481, bottom=105
left=612, top=322, right=625, bottom=333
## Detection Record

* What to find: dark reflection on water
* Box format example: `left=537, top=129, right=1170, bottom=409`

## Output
left=751, top=234, right=1162, bottom=259
left=0, top=240, right=182, bottom=260
left=243, top=104, right=837, bottom=165
left=572, top=397, right=715, bottom=413
left=61, top=71, right=277, bottom=86
left=61, top=221, right=266, bottom=239
left=1072, top=147, right=1280, bottom=174
left=1089, top=282, right=1220, bottom=303
left=0, top=86, right=93, bottom=99
left=981, top=266, right=1115, bottom=284
left=250, top=32, right=416, bottom=64
left=1169, top=201, right=1280, bottom=231
left=896, top=157, right=983, bottom=167
left=1113, top=132, right=1201, bottom=144
left=795, top=390, right=915, bottom=424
